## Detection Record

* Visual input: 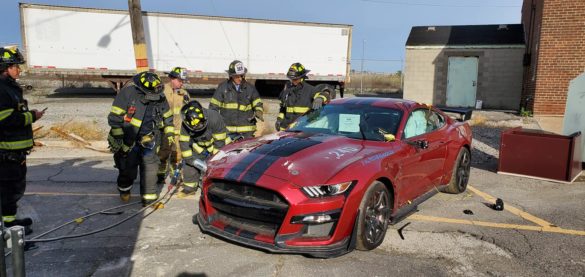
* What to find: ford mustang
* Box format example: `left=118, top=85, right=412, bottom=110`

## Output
left=195, top=97, right=472, bottom=258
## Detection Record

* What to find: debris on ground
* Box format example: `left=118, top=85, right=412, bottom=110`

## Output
left=493, top=198, right=504, bottom=211
left=398, top=222, right=411, bottom=240
left=463, top=209, right=474, bottom=215
left=50, top=126, right=109, bottom=153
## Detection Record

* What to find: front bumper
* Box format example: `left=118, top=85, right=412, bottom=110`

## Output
left=195, top=212, right=352, bottom=258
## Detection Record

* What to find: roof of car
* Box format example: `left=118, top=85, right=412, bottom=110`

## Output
left=331, top=97, right=418, bottom=110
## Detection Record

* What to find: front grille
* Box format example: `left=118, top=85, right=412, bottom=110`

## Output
left=208, top=181, right=289, bottom=227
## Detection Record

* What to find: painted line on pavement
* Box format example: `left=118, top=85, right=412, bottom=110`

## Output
left=408, top=185, right=585, bottom=236
left=409, top=214, right=585, bottom=236
left=468, top=185, right=554, bottom=227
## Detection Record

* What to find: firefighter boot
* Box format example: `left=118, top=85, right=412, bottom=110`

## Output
left=119, top=191, right=131, bottom=202
left=178, top=184, right=198, bottom=198
left=5, top=217, right=33, bottom=235
left=157, top=173, right=165, bottom=186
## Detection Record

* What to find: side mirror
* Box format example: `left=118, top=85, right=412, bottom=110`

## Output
left=407, top=139, right=428, bottom=149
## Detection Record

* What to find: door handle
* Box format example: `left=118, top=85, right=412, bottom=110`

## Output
left=472, top=80, right=477, bottom=87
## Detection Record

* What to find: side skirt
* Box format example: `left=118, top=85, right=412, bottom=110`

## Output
left=389, top=188, right=439, bottom=225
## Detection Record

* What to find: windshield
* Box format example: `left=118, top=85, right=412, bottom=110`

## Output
left=288, top=104, right=403, bottom=141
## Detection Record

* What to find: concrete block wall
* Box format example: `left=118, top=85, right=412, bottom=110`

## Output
left=478, top=48, right=525, bottom=110
left=403, top=48, right=442, bottom=104
left=404, top=47, right=524, bottom=110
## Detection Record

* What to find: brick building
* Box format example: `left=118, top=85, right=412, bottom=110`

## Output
left=522, top=0, right=585, bottom=115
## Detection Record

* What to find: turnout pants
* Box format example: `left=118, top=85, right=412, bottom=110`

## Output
left=183, top=158, right=205, bottom=190
left=0, top=151, right=27, bottom=218
left=157, top=135, right=181, bottom=178
left=114, top=145, right=160, bottom=202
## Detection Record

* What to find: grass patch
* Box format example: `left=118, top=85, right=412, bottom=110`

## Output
left=347, top=72, right=402, bottom=92
left=44, top=120, right=106, bottom=140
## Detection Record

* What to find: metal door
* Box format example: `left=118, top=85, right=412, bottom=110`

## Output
left=446, top=57, right=478, bottom=107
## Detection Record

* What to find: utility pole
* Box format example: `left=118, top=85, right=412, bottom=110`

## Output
left=360, top=39, right=365, bottom=94
left=128, top=0, right=149, bottom=72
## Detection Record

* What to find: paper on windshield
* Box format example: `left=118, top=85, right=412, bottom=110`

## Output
left=339, top=114, right=360, bottom=132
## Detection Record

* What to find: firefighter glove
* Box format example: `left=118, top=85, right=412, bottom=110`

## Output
left=168, top=135, right=176, bottom=146
left=275, top=120, right=282, bottom=131
left=312, top=97, right=324, bottom=110
left=107, top=134, right=124, bottom=153
left=254, top=110, right=264, bottom=122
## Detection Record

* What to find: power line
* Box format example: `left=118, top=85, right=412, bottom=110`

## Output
left=351, top=58, right=403, bottom=62
left=360, top=0, right=520, bottom=8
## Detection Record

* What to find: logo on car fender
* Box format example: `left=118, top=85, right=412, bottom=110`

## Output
left=361, top=150, right=394, bottom=165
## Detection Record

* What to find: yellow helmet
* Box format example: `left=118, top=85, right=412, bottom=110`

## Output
left=133, top=71, right=163, bottom=94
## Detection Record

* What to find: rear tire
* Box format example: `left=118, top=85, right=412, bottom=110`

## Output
left=355, top=181, right=392, bottom=251
left=442, top=147, right=471, bottom=194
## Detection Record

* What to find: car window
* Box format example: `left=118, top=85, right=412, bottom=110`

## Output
left=290, top=104, right=403, bottom=141
left=426, top=110, right=445, bottom=132
left=403, top=109, right=445, bottom=139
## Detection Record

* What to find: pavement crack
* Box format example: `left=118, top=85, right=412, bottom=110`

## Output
left=515, top=229, right=534, bottom=256
left=272, top=256, right=284, bottom=277
left=46, top=165, right=66, bottom=182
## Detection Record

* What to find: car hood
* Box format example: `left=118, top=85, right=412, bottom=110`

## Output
left=209, top=132, right=394, bottom=187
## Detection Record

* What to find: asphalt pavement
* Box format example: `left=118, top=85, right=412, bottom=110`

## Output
left=5, top=149, right=582, bottom=276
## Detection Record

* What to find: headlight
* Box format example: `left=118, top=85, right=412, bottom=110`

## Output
left=301, top=181, right=354, bottom=198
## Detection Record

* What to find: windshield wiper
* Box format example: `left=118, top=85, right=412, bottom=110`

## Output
left=284, top=129, right=303, bottom=133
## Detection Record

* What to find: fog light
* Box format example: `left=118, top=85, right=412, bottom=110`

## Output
left=291, top=211, right=340, bottom=225
left=302, top=214, right=332, bottom=224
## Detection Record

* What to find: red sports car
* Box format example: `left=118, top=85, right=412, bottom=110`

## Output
left=195, top=97, right=473, bottom=258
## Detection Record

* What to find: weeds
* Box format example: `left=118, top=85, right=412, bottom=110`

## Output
left=347, top=72, right=401, bottom=92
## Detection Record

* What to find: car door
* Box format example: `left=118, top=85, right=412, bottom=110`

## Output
left=396, top=109, right=448, bottom=202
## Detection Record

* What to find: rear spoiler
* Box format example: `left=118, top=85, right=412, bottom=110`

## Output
left=437, top=107, right=473, bottom=121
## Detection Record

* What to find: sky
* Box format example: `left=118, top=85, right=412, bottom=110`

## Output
left=1, top=0, right=523, bottom=73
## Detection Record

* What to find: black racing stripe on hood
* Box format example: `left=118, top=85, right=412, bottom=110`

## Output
left=252, top=137, right=321, bottom=157
left=239, top=137, right=321, bottom=184
left=240, top=155, right=280, bottom=185
left=223, top=152, right=263, bottom=181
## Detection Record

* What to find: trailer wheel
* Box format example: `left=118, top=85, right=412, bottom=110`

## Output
left=315, top=84, right=337, bottom=99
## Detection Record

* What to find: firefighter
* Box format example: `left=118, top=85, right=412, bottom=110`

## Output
left=275, top=63, right=329, bottom=131
left=209, top=60, right=263, bottom=140
left=107, top=71, right=175, bottom=206
left=157, top=67, right=190, bottom=185
left=179, top=100, right=229, bottom=195
left=0, top=47, right=44, bottom=233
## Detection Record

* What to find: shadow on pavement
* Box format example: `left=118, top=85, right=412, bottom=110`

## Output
left=17, top=158, right=151, bottom=276
left=470, top=125, right=504, bottom=173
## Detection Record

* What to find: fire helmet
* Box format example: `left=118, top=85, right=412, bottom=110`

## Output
left=181, top=100, right=207, bottom=132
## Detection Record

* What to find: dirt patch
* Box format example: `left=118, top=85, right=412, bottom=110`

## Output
left=36, top=120, right=106, bottom=141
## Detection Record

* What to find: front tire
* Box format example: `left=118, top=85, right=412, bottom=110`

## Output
left=443, top=147, right=471, bottom=194
left=356, top=181, right=392, bottom=251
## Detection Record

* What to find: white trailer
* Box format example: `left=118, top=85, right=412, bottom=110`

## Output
left=19, top=3, right=352, bottom=97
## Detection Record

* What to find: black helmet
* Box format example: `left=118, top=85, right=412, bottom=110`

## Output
left=133, top=71, right=163, bottom=95
left=286, top=62, right=310, bottom=80
left=166, top=67, right=188, bottom=81
left=0, top=47, right=25, bottom=70
left=181, top=100, right=207, bottom=132
left=227, top=60, right=247, bottom=76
